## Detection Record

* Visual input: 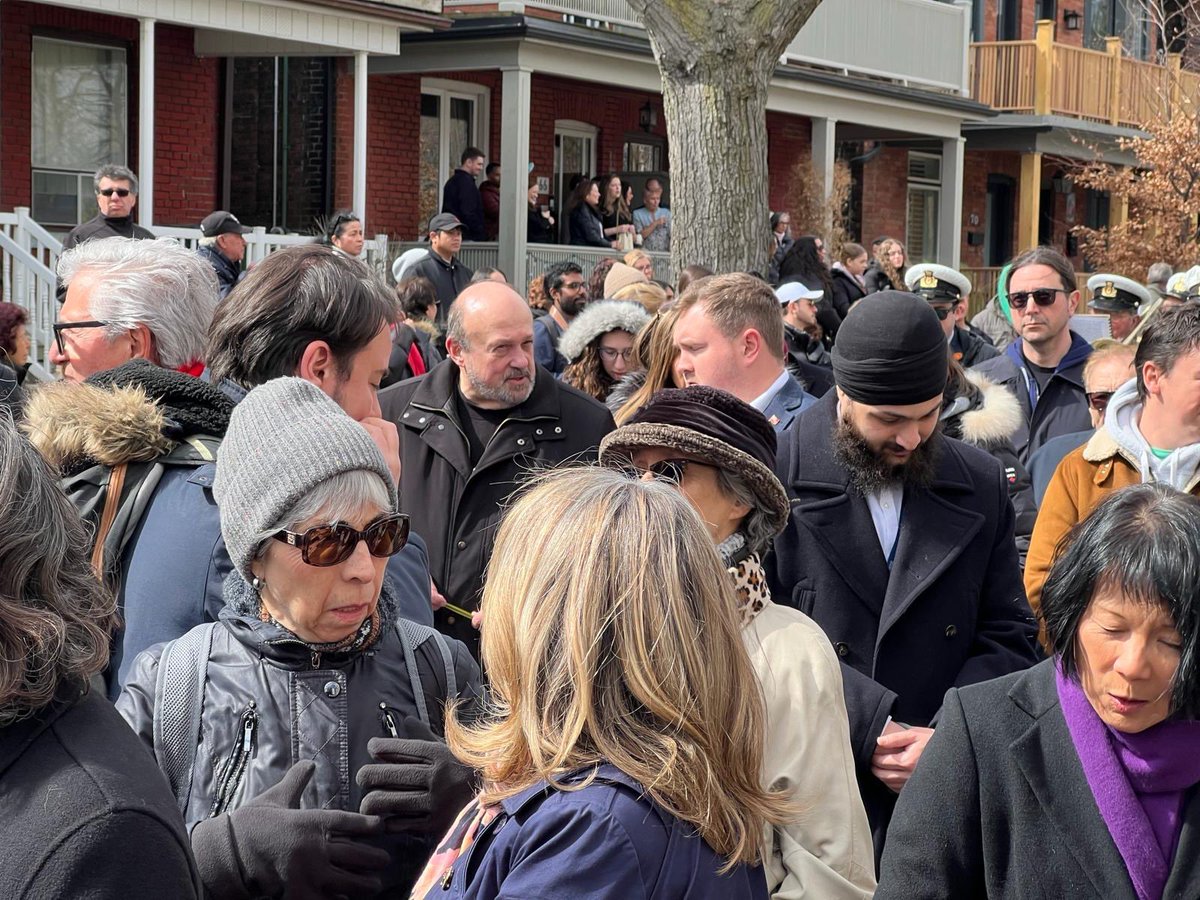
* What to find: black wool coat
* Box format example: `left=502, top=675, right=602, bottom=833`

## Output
left=380, top=360, right=614, bottom=655
left=0, top=683, right=202, bottom=899
left=877, top=659, right=1200, bottom=899
left=765, top=392, right=1039, bottom=851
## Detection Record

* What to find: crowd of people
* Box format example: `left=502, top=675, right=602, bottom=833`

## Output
left=2, top=160, right=1200, bottom=900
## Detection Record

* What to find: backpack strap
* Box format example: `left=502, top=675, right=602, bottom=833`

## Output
left=153, top=624, right=217, bottom=818
left=397, top=620, right=460, bottom=728
left=90, top=463, right=127, bottom=579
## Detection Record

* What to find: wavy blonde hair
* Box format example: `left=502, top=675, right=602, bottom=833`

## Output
left=614, top=306, right=681, bottom=424
left=446, top=466, right=793, bottom=869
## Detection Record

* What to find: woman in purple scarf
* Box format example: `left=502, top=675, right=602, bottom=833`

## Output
left=876, top=483, right=1200, bottom=899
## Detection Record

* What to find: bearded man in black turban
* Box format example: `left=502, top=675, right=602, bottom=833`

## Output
left=765, top=290, right=1038, bottom=866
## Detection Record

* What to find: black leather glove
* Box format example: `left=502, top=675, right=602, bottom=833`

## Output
left=356, top=716, right=478, bottom=836
left=192, top=759, right=390, bottom=900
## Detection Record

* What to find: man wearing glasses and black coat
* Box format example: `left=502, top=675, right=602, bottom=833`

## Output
left=971, top=247, right=1093, bottom=464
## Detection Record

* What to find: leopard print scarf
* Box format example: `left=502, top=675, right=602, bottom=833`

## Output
left=717, top=533, right=770, bottom=626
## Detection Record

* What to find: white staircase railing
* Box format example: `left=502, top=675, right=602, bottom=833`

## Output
left=0, top=209, right=389, bottom=373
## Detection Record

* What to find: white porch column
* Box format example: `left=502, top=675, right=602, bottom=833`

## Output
left=810, top=116, right=837, bottom=205
left=138, top=18, right=155, bottom=227
left=353, top=51, right=369, bottom=229
left=939, top=135, right=965, bottom=268
left=498, top=66, right=532, bottom=290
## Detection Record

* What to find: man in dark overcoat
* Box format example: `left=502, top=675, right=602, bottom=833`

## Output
left=765, top=291, right=1039, bottom=862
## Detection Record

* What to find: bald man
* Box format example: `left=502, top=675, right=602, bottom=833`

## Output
left=379, top=281, right=614, bottom=653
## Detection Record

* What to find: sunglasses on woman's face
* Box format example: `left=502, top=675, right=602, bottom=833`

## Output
left=621, top=457, right=703, bottom=483
left=1008, top=288, right=1064, bottom=311
left=272, top=513, right=409, bottom=567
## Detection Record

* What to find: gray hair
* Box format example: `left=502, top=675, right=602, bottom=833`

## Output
left=198, top=235, right=220, bottom=249
left=1148, top=262, right=1173, bottom=286
left=57, top=237, right=219, bottom=369
left=446, top=295, right=470, bottom=349
left=93, top=164, right=139, bottom=194
left=715, top=467, right=776, bottom=557
left=248, top=469, right=392, bottom=562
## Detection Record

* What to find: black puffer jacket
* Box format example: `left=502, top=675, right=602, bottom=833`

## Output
left=117, top=576, right=482, bottom=896
left=830, top=267, right=867, bottom=317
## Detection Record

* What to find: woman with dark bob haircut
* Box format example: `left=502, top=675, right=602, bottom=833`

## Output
left=878, top=484, right=1200, bottom=900
left=0, top=414, right=202, bottom=897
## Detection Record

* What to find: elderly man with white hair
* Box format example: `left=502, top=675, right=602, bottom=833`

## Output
left=50, top=236, right=218, bottom=381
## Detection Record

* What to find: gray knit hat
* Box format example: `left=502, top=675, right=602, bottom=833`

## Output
left=213, top=377, right=397, bottom=579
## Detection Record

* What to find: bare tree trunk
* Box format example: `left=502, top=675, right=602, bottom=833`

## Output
left=626, top=0, right=822, bottom=279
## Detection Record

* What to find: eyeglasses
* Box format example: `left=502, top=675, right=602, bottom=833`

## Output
left=98, top=187, right=131, bottom=198
left=1087, top=391, right=1114, bottom=414
left=1008, top=288, right=1064, bottom=311
left=273, top=513, right=409, bottom=567
left=561, top=281, right=586, bottom=291
left=622, top=458, right=703, bottom=482
left=599, top=347, right=634, bottom=362
left=53, top=320, right=111, bottom=354
left=930, top=305, right=954, bottom=321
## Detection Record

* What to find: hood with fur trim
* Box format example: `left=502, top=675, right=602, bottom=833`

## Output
left=557, top=300, right=652, bottom=364
left=958, top=369, right=1023, bottom=447
left=24, top=381, right=173, bottom=474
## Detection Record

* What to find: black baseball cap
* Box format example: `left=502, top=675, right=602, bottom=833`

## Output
left=200, top=211, right=252, bottom=237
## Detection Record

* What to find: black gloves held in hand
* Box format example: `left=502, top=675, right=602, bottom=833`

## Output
left=356, top=715, right=478, bottom=836
left=192, top=759, right=390, bottom=900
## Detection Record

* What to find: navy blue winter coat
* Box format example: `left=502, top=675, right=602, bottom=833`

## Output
left=440, top=765, right=769, bottom=899
left=442, top=170, right=485, bottom=241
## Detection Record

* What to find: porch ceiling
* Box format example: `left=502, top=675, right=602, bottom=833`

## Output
left=963, top=115, right=1144, bottom=167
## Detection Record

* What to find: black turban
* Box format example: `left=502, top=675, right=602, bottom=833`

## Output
left=831, top=291, right=948, bottom=406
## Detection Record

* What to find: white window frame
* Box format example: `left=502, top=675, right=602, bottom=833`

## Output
left=420, top=77, right=490, bottom=191
left=907, top=151, right=942, bottom=263
left=553, top=119, right=598, bottom=202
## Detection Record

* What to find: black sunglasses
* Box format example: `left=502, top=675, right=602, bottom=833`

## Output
left=273, top=513, right=409, bottom=567
left=622, top=458, right=703, bottom=482
left=330, top=213, right=359, bottom=235
left=98, top=187, right=131, bottom=197
left=1009, top=288, right=1064, bottom=311
left=53, top=320, right=110, bottom=354
left=930, top=305, right=954, bottom=321
left=1087, top=391, right=1114, bottom=414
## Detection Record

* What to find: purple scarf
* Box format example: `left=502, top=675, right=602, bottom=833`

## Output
left=1056, top=664, right=1200, bottom=900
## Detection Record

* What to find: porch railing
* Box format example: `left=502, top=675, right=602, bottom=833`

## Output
left=971, top=21, right=1199, bottom=128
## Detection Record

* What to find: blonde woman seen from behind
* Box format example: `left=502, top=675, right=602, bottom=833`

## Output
left=417, top=466, right=794, bottom=899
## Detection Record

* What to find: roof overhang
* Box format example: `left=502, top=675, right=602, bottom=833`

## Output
left=380, top=15, right=991, bottom=139
left=963, top=114, right=1145, bottom=166
left=24, top=0, right=447, bottom=57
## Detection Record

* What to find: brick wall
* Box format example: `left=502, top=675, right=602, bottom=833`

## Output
left=765, top=111, right=813, bottom=212
left=960, top=149, right=1021, bottom=268
left=153, top=24, right=220, bottom=225
left=860, top=145, right=909, bottom=248
left=0, top=2, right=217, bottom=225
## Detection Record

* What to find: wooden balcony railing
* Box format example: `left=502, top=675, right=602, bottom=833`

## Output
left=971, top=20, right=1198, bottom=130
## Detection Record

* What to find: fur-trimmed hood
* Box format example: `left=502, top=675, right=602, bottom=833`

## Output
left=24, top=381, right=173, bottom=472
left=557, top=300, right=651, bottom=364
left=954, top=370, right=1023, bottom=448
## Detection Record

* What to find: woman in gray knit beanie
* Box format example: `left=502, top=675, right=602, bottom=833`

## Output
left=117, top=377, right=482, bottom=899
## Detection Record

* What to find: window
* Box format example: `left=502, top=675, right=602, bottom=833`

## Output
left=419, top=78, right=490, bottom=236
left=1084, top=0, right=1151, bottom=59
left=623, top=138, right=664, bottom=172
left=906, top=152, right=941, bottom=262
left=31, top=37, right=127, bottom=226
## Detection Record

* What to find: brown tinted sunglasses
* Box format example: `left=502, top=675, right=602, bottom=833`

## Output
left=273, top=513, right=409, bottom=566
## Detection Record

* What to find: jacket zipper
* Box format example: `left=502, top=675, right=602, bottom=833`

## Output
left=409, top=400, right=556, bottom=590
left=379, top=703, right=399, bottom=737
left=209, top=702, right=259, bottom=817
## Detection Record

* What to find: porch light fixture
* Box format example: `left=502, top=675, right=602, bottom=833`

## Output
left=1063, top=9, right=1081, bottom=31
left=639, top=101, right=658, bottom=133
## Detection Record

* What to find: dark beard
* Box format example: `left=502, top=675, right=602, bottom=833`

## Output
left=833, top=415, right=943, bottom=496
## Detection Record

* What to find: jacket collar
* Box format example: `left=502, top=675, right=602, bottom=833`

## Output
left=762, top=373, right=815, bottom=432
left=425, top=249, right=461, bottom=271
left=1007, top=660, right=1200, bottom=897
left=1004, top=331, right=1092, bottom=388
left=0, top=682, right=85, bottom=779
left=785, top=392, right=982, bottom=632
left=499, top=764, right=648, bottom=816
